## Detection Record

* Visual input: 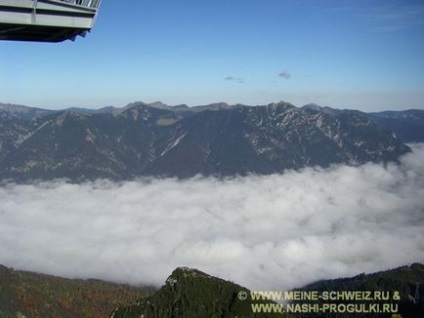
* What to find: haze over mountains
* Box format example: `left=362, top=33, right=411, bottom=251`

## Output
left=1, top=101, right=421, bottom=181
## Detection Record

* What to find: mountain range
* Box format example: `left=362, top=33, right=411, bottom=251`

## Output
left=0, top=101, right=421, bottom=182
left=1, top=263, right=422, bottom=318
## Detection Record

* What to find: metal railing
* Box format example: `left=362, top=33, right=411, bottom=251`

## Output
left=60, top=0, right=102, bottom=9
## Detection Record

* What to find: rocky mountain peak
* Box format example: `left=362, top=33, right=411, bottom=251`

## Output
left=167, top=267, right=213, bottom=282
left=111, top=267, right=268, bottom=318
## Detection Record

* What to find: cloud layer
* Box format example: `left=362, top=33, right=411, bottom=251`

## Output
left=1, top=145, right=424, bottom=291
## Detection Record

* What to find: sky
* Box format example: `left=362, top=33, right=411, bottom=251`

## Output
left=1, top=143, right=423, bottom=290
left=0, top=0, right=424, bottom=111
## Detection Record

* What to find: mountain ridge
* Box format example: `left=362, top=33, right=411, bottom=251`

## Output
left=0, top=101, right=412, bottom=182
left=0, top=264, right=154, bottom=318
left=2, top=100, right=424, bottom=143
left=1, top=263, right=422, bottom=318
left=2, top=101, right=423, bottom=143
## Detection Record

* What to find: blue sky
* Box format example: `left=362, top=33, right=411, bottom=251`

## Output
left=1, top=0, right=423, bottom=111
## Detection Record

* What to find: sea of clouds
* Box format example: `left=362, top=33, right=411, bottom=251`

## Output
left=1, top=144, right=424, bottom=291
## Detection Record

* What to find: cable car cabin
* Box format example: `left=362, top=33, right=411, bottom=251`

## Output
left=0, top=0, right=101, bottom=42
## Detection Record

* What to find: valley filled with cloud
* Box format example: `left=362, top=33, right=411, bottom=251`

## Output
left=1, top=144, right=423, bottom=291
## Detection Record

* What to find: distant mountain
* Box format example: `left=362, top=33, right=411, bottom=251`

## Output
left=302, top=104, right=424, bottom=143
left=63, top=106, right=118, bottom=115
left=0, top=101, right=411, bottom=181
left=295, top=263, right=424, bottom=318
left=367, top=109, right=424, bottom=143
left=0, top=103, right=119, bottom=122
left=3, top=102, right=423, bottom=143
left=112, top=267, right=285, bottom=318
left=302, top=103, right=342, bottom=116
left=0, top=103, right=54, bottom=121
left=0, top=265, right=153, bottom=318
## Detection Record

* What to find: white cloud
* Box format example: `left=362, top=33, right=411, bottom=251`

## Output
left=279, top=70, right=291, bottom=79
left=1, top=145, right=424, bottom=291
left=225, top=76, right=244, bottom=83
